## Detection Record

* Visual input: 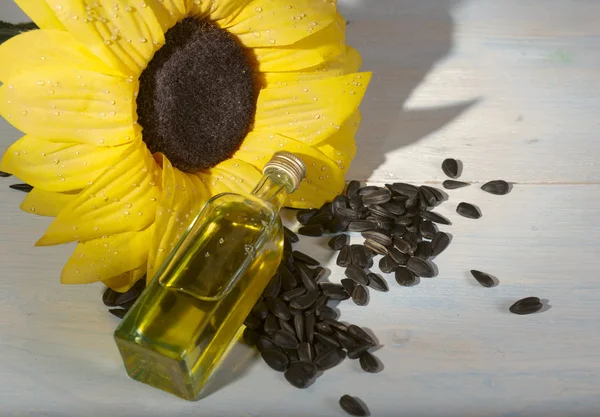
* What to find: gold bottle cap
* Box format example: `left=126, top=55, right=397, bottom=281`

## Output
left=264, top=151, right=306, bottom=192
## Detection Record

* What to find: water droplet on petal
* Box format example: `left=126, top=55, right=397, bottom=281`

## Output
left=219, top=238, right=225, bottom=244
left=21, top=110, right=28, bottom=116
left=255, top=6, right=262, bottom=12
left=139, top=37, right=147, bottom=43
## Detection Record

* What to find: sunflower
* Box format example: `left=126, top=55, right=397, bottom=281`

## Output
left=0, top=0, right=371, bottom=292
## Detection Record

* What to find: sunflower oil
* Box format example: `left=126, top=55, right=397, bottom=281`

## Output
left=114, top=152, right=306, bottom=400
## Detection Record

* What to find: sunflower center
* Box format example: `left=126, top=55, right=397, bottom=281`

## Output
left=136, top=17, right=256, bottom=172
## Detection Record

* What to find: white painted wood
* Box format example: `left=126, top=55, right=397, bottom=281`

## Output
left=1, top=0, right=600, bottom=416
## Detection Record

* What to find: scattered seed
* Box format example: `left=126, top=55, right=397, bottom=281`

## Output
left=392, top=237, right=414, bottom=255
left=388, top=247, right=409, bottom=265
left=347, top=343, right=372, bottom=359
left=322, top=319, right=348, bottom=333
left=419, top=187, right=437, bottom=207
left=395, top=215, right=413, bottom=226
left=358, top=185, right=381, bottom=196
left=9, top=183, right=33, bottom=193
left=367, top=204, right=396, bottom=219
left=267, top=298, right=291, bottom=321
left=251, top=300, right=270, bottom=319
left=376, top=256, right=395, bottom=274
left=261, top=349, right=289, bottom=372
left=319, top=201, right=334, bottom=215
left=290, top=292, right=319, bottom=310
left=351, top=244, right=370, bottom=268
left=244, top=314, right=261, bottom=330
left=317, top=305, right=339, bottom=320
left=406, top=257, right=436, bottom=278
left=328, top=215, right=351, bottom=233
left=263, top=274, right=282, bottom=299
left=431, top=232, right=450, bottom=257
left=296, top=264, right=318, bottom=293
left=351, top=285, right=369, bottom=306
left=314, top=348, right=346, bottom=371
left=367, top=273, right=389, bottom=292
left=298, top=224, right=324, bottom=237
left=337, top=245, right=352, bottom=267
left=348, top=195, right=364, bottom=211
left=281, top=288, right=306, bottom=303
left=297, top=209, right=318, bottom=225
left=361, top=231, right=392, bottom=247
left=297, top=342, right=313, bottom=362
left=339, top=395, right=368, bottom=417
left=336, top=207, right=360, bottom=220
left=346, top=180, right=361, bottom=197
left=283, top=226, right=299, bottom=243
left=304, top=312, right=316, bottom=343
left=340, top=278, right=357, bottom=295
left=395, top=267, right=416, bottom=286
left=279, top=318, right=296, bottom=336
left=363, top=239, right=388, bottom=256
left=381, top=202, right=406, bottom=216
left=315, top=332, right=341, bottom=348
left=102, top=288, right=119, bottom=307
left=264, top=314, right=279, bottom=335
left=280, top=265, right=298, bottom=290
left=256, top=335, right=278, bottom=352
left=456, top=202, right=482, bottom=219
left=284, top=361, right=317, bottom=388
left=308, top=212, right=334, bottom=227
left=333, top=195, right=349, bottom=211
left=314, top=294, right=328, bottom=310
left=347, top=221, right=376, bottom=232
left=419, top=221, right=438, bottom=240
left=509, top=297, right=543, bottom=315
left=334, top=329, right=357, bottom=350
left=345, top=264, right=369, bottom=286
left=421, top=211, right=452, bottom=225
left=359, top=351, right=380, bottom=373
left=387, top=182, right=419, bottom=197
left=109, top=308, right=126, bottom=319
left=443, top=179, right=470, bottom=189
left=346, top=325, right=376, bottom=346
left=312, top=266, right=327, bottom=282
left=415, top=241, right=433, bottom=259
left=293, top=251, right=320, bottom=266
left=243, top=327, right=259, bottom=345
left=363, top=189, right=392, bottom=205
left=272, top=330, right=299, bottom=350
left=442, top=158, right=460, bottom=178
left=482, top=180, right=511, bottom=195
left=315, top=321, right=334, bottom=335
left=470, top=270, right=497, bottom=287
left=319, top=282, right=350, bottom=300
left=0, top=171, right=12, bottom=178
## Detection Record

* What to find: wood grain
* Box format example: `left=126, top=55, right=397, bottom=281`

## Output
left=1, top=0, right=600, bottom=416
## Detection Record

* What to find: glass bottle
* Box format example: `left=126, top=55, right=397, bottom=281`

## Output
left=114, top=151, right=306, bottom=400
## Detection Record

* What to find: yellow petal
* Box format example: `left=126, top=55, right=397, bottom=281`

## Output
left=102, top=264, right=146, bottom=292
left=186, top=0, right=247, bottom=23
left=147, top=157, right=210, bottom=279
left=15, top=0, right=66, bottom=31
left=253, top=15, right=345, bottom=73
left=253, top=72, right=371, bottom=145
left=37, top=140, right=161, bottom=246
left=263, top=46, right=362, bottom=86
left=61, top=226, right=153, bottom=284
left=1, top=135, right=128, bottom=192
left=225, top=0, right=337, bottom=47
left=316, top=110, right=361, bottom=174
left=20, top=188, right=78, bottom=217
left=146, top=0, right=187, bottom=32
left=52, top=0, right=165, bottom=76
left=0, top=29, right=121, bottom=86
left=0, top=69, right=137, bottom=147
left=233, top=132, right=345, bottom=208
left=198, top=158, right=262, bottom=196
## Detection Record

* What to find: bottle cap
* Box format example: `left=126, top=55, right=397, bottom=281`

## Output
left=264, top=151, right=306, bottom=192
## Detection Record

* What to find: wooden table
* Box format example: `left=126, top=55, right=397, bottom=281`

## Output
left=1, top=0, right=599, bottom=416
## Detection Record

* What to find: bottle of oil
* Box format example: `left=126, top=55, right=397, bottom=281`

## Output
left=114, top=151, right=306, bottom=400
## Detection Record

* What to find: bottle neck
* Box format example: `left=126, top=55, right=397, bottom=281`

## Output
left=251, top=169, right=294, bottom=211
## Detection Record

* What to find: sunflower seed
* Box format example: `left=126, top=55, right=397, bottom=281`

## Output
left=311, top=267, right=327, bottom=282
left=391, top=237, right=412, bottom=255
left=256, top=335, right=278, bottom=352
left=292, top=250, right=320, bottom=266
left=317, top=306, right=339, bottom=320
left=290, top=292, right=319, bottom=310
left=281, top=289, right=305, bottom=305
left=363, top=239, right=389, bottom=256
left=263, top=314, right=279, bottom=335
left=387, top=182, right=419, bottom=197
left=346, top=180, right=361, bottom=198
left=261, top=349, right=289, bottom=372
left=251, top=300, right=269, bottom=319
left=328, top=215, right=351, bottom=233
left=319, top=282, right=350, bottom=300
left=332, top=329, right=354, bottom=349
left=419, top=187, right=438, bottom=207
left=102, top=288, right=119, bottom=307
left=407, top=257, right=436, bottom=277
left=358, top=186, right=381, bottom=196
left=0, top=171, right=11, bottom=178
left=442, top=158, right=460, bottom=178
left=422, top=185, right=445, bottom=203
left=109, top=309, right=126, bottom=319
left=298, top=224, right=324, bottom=237
left=308, top=212, right=334, bottom=226
left=419, top=220, right=438, bottom=240
left=367, top=273, right=389, bottom=292
left=304, top=312, right=315, bottom=343
left=359, top=351, right=380, bottom=373
left=9, top=183, right=33, bottom=193
left=347, top=220, right=376, bottom=232
left=263, top=274, right=282, bottom=299
left=378, top=256, right=398, bottom=274
left=283, top=226, right=299, bottom=243
left=348, top=195, right=364, bottom=210
left=321, top=319, right=346, bottom=333
left=289, top=315, right=304, bottom=344
left=297, top=342, right=313, bottom=362
left=266, top=298, right=291, bottom=321
left=272, top=330, right=299, bottom=350
left=482, top=179, right=511, bottom=195
left=348, top=244, right=368, bottom=268
left=314, top=294, right=328, bottom=310
left=297, top=209, right=318, bottom=225
left=341, top=278, right=357, bottom=295
left=345, top=264, right=369, bottom=286
left=431, top=232, right=451, bottom=256
left=470, top=270, right=497, bottom=287
left=328, top=234, right=349, bottom=251
left=347, top=325, right=376, bottom=346
left=243, top=313, right=261, bottom=329
left=296, top=264, right=318, bottom=293
left=381, top=202, right=406, bottom=216
left=351, top=285, right=369, bottom=306
left=415, top=241, right=433, bottom=259
left=395, top=215, right=413, bottom=226
left=278, top=318, right=296, bottom=336
left=388, top=247, right=409, bottom=265
left=421, top=210, right=452, bottom=225
left=367, top=204, right=396, bottom=219
left=335, top=207, right=360, bottom=220
left=443, top=179, right=470, bottom=190
left=339, top=395, right=368, bottom=417
left=284, top=238, right=292, bottom=252
left=283, top=251, right=295, bottom=270
left=336, top=245, right=352, bottom=267
left=284, top=361, right=317, bottom=388
left=509, top=297, right=543, bottom=315
left=405, top=195, right=420, bottom=209
left=456, top=202, right=482, bottom=219
left=315, top=321, right=334, bottom=335
left=243, top=327, right=259, bottom=345
left=314, top=348, right=346, bottom=371
left=395, top=267, right=416, bottom=286
left=315, top=332, right=341, bottom=348
left=347, top=343, right=372, bottom=359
